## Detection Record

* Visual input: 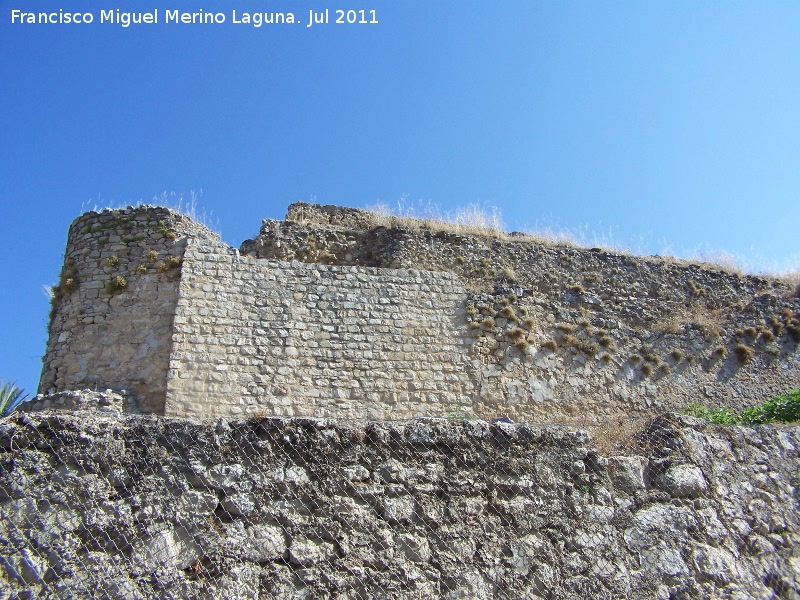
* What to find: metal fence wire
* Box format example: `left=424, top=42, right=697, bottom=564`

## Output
left=1, top=410, right=799, bottom=599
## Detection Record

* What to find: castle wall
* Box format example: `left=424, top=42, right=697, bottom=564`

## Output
left=35, top=204, right=800, bottom=422
left=244, top=204, right=800, bottom=424
left=164, top=238, right=475, bottom=419
left=38, top=207, right=217, bottom=414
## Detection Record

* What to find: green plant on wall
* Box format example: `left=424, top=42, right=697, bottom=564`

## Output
left=107, top=275, right=128, bottom=294
left=747, top=389, right=800, bottom=424
left=167, top=256, right=182, bottom=269
left=155, top=220, right=178, bottom=240
left=447, top=400, right=473, bottom=422
left=49, top=263, right=79, bottom=321
left=684, top=402, right=741, bottom=425
left=52, top=262, right=79, bottom=299
left=684, top=389, right=800, bottom=425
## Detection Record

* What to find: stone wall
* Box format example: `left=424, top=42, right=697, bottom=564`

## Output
left=2, top=408, right=798, bottom=599
left=242, top=203, right=800, bottom=423
left=165, top=238, right=474, bottom=419
left=21, top=204, right=800, bottom=599
left=38, top=207, right=218, bottom=414
left=35, top=203, right=800, bottom=422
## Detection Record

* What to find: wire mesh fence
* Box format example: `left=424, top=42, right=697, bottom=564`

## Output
left=1, top=409, right=799, bottom=599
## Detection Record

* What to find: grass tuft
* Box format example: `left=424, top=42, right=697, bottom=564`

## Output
left=562, top=334, right=579, bottom=347
left=541, top=339, right=558, bottom=352
left=577, top=340, right=600, bottom=356
left=499, top=305, right=517, bottom=321
left=480, top=317, right=496, bottom=330
left=506, top=328, right=526, bottom=343
left=106, top=275, right=127, bottom=294
left=366, top=197, right=505, bottom=238
left=734, top=343, right=755, bottom=363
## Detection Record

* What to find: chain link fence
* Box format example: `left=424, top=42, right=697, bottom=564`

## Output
left=1, top=408, right=799, bottom=599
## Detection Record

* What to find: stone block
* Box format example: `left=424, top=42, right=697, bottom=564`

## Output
left=655, top=464, right=708, bottom=498
left=607, top=456, right=647, bottom=495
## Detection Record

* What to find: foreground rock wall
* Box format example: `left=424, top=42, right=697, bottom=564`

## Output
left=1, top=409, right=798, bottom=599
left=166, top=237, right=474, bottom=419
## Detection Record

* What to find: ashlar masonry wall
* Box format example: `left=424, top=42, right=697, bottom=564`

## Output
left=165, top=237, right=475, bottom=419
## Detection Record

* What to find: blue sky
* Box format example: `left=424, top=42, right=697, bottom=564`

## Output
left=2, top=1, right=799, bottom=395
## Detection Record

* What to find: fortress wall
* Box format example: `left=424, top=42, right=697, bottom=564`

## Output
left=164, top=238, right=475, bottom=419
left=35, top=204, right=800, bottom=422
left=245, top=204, right=800, bottom=424
left=38, top=207, right=217, bottom=414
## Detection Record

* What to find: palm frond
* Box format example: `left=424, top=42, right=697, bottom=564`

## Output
left=0, top=380, right=29, bottom=417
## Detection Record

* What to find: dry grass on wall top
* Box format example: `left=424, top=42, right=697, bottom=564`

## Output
left=79, top=189, right=219, bottom=235
left=359, top=198, right=800, bottom=287
left=364, top=198, right=507, bottom=239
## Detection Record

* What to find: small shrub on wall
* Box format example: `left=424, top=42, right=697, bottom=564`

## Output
left=685, top=389, right=800, bottom=425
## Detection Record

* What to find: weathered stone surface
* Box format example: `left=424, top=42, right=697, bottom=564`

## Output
left=0, top=411, right=798, bottom=599
left=655, top=463, right=709, bottom=498
left=288, top=537, right=335, bottom=566
left=220, top=493, right=255, bottom=517
left=382, top=495, right=415, bottom=523
left=204, top=464, right=248, bottom=493
left=133, top=528, right=201, bottom=571
left=607, top=455, right=647, bottom=494
left=691, top=543, right=738, bottom=583
left=179, top=490, right=218, bottom=516
left=343, top=465, right=370, bottom=482
left=37, top=206, right=218, bottom=414
left=243, top=525, right=287, bottom=562
left=625, top=504, right=696, bottom=551
left=24, top=389, right=129, bottom=415
left=3, top=548, right=49, bottom=586
left=396, top=533, right=431, bottom=563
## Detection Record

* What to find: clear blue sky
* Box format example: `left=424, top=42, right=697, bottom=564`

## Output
left=2, top=1, right=799, bottom=395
